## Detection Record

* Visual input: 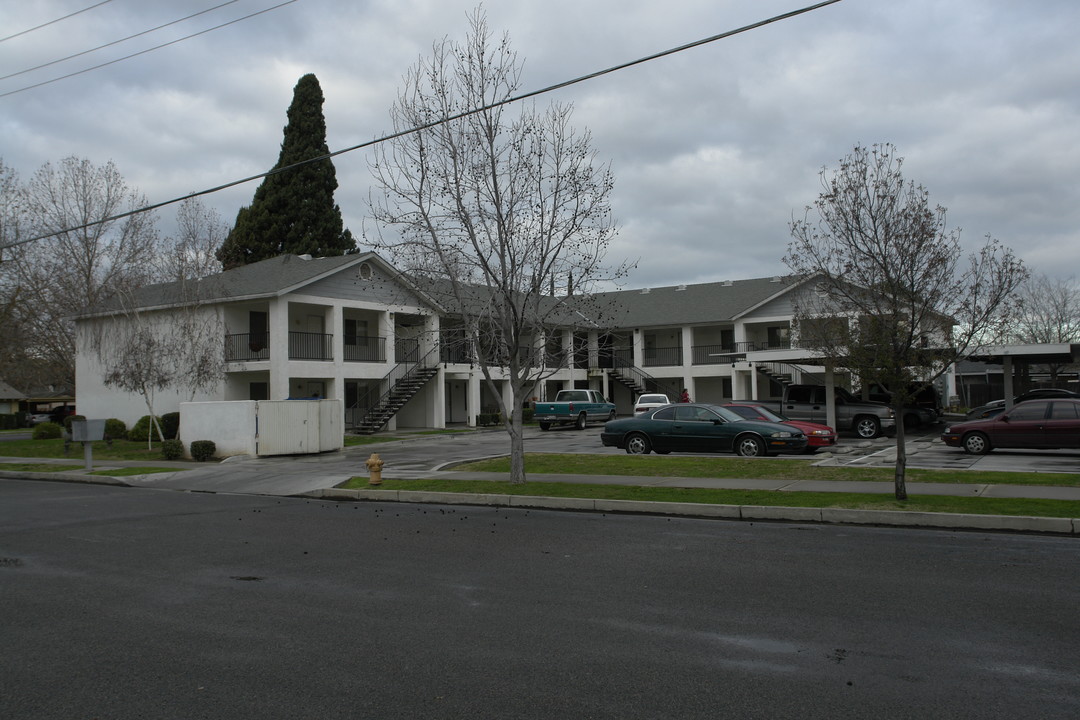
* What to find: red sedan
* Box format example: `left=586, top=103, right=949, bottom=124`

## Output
left=942, top=398, right=1080, bottom=454
left=723, top=403, right=837, bottom=451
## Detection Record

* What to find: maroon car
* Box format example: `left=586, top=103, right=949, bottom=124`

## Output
left=723, top=403, right=837, bottom=451
left=942, top=398, right=1080, bottom=454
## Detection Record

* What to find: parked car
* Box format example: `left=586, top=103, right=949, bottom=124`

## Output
left=601, top=403, right=808, bottom=457
left=942, top=398, right=1080, bottom=454
left=28, top=412, right=53, bottom=425
left=965, top=388, right=1080, bottom=420
left=756, top=384, right=895, bottom=438
left=861, top=381, right=943, bottom=426
left=723, top=402, right=837, bottom=452
left=534, top=390, right=616, bottom=431
left=633, top=393, right=671, bottom=415
left=48, top=405, right=76, bottom=424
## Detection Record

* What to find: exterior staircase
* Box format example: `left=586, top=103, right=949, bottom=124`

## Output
left=352, top=347, right=439, bottom=435
left=608, top=356, right=681, bottom=400
left=753, top=361, right=826, bottom=388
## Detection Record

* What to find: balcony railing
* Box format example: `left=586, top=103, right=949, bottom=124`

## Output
left=344, top=336, right=385, bottom=363
left=225, top=333, right=270, bottom=362
left=642, top=346, right=683, bottom=367
left=289, top=331, right=332, bottom=361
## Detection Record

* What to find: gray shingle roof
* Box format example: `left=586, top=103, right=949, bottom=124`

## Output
left=597, top=276, right=798, bottom=328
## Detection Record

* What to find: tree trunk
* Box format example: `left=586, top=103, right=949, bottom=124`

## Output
left=507, top=401, right=526, bottom=484
left=893, top=400, right=907, bottom=500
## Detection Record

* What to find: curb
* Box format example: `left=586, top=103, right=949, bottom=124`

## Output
left=303, top=487, right=1080, bottom=536
left=0, top=469, right=131, bottom=486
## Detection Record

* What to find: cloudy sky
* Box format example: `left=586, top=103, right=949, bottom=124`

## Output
left=2, top=0, right=1078, bottom=289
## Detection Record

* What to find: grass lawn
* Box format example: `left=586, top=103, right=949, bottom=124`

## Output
left=337, top=477, right=1080, bottom=520
left=0, top=438, right=197, bottom=462
left=453, top=453, right=1080, bottom=487
left=0, top=462, right=84, bottom=473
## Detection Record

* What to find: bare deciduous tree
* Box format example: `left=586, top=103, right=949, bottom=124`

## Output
left=785, top=143, right=1027, bottom=499
left=368, top=10, right=629, bottom=483
left=1009, top=273, right=1080, bottom=385
left=154, top=197, right=226, bottom=282
left=10, top=157, right=161, bottom=385
left=87, top=282, right=224, bottom=447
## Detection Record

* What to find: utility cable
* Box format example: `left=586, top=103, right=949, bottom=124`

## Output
left=3, top=0, right=843, bottom=249
left=0, top=0, right=116, bottom=43
left=1, top=1, right=241, bottom=82
left=0, top=0, right=300, bottom=98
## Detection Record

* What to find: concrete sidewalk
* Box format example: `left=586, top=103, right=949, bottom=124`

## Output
left=3, top=448, right=1079, bottom=536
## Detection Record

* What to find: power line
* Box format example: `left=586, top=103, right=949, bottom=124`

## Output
left=1, top=0, right=242, bottom=82
left=0, top=0, right=301, bottom=98
left=0, top=0, right=116, bottom=43
left=4, top=0, right=844, bottom=250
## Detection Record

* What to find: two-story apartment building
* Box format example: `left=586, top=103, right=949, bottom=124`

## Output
left=74, top=252, right=834, bottom=432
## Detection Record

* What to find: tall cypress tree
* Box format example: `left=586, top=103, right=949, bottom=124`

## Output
left=217, top=74, right=355, bottom=269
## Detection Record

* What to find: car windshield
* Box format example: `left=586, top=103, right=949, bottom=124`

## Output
left=638, top=395, right=668, bottom=404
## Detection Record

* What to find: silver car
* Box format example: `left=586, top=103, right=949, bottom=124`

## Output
left=633, top=393, right=671, bottom=415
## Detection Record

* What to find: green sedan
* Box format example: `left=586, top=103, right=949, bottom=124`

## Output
left=600, top=403, right=808, bottom=457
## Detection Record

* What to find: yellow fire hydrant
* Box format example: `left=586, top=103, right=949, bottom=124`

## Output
left=365, top=452, right=385, bottom=486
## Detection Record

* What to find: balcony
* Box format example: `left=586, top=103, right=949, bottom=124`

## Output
left=344, top=336, right=386, bottom=363
left=692, top=344, right=740, bottom=365
left=642, top=346, right=683, bottom=367
left=224, top=332, right=335, bottom=362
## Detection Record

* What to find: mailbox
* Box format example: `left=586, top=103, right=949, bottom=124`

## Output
left=71, top=419, right=106, bottom=442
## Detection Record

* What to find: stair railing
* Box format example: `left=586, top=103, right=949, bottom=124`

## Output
left=351, top=344, right=441, bottom=432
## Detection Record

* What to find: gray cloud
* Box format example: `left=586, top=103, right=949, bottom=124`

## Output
left=2, top=0, right=1077, bottom=287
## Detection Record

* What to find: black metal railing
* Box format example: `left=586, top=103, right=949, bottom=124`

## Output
left=225, top=333, right=270, bottom=362
left=352, top=344, right=441, bottom=431
left=344, top=336, right=386, bottom=362
left=289, top=331, right=333, bottom=361
left=395, top=338, right=419, bottom=364
left=642, top=346, right=683, bottom=367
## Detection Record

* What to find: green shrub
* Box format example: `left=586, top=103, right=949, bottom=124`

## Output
left=161, top=412, right=180, bottom=440
left=161, top=439, right=184, bottom=461
left=64, top=414, right=85, bottom=433
left=189, top=440, right=216, bottom=462
left=0, top=413, right=19, bottom=430
left=33, top=421, right=63, bottom=440
left=127, top=415, right=163, bottom=442
left=104, top=418, right=127, bottom=440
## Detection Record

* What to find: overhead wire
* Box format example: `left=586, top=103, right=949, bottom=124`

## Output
left=1, top=0, right=242, bottom=82
left=0, top=0, right=116, bottom=43
left=4, top=0, right=844, bottom=250
left=0, top=0, right=301, bottom=98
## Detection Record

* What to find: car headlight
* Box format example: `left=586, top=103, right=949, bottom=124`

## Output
left=943, top=426, right=952, bottom=434
left=810, top=429, right=831, bottom=436
left=769, top=431, right=793, bottom=438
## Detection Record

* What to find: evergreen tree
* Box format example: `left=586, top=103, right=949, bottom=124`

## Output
left=217, top=74, right=355, bottom=269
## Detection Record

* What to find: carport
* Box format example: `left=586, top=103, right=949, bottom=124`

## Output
left=964, top=343, right=1080, bottom=410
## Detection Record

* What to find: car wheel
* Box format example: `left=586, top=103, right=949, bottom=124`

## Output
left=625, top=433, right=652, bottom=455
left=735, top=434, right=766, bottom=457
left=575, top=413, right=587, bottom=430
left=538, top=422, right=551, bottom=431
left=855, top=416, right=881, bottom=439
left=607, top=411, right=616, bottom=422
left=962, top=432, right=992, bottom=455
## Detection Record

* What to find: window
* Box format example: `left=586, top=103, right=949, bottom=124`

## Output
left=1007, top=402, right=1048, bottom=421
left=1050, top=402, right=1079, bottom=419
left=653, top=407, right=675, bottom=420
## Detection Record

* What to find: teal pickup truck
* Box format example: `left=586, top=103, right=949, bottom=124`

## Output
left=534, top=390, right=616, bottom=431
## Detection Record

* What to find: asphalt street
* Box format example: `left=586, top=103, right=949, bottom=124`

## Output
left=2, top=479, right=1078, bottom=719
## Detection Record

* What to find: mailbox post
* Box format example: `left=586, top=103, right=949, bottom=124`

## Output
left=71, top=419, right=106, bottom=471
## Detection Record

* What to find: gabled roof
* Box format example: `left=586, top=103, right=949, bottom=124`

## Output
left=0, top=379, right=26, bottom=401
left=76, top=252, right=442, bottom=318
left=597, top=275, right=799, bottom=328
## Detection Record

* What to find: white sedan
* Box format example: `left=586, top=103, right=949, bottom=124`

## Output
left=633, top=393, right=671, bottom=415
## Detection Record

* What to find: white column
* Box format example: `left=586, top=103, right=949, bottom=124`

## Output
left=632, top=329, right=644, bottom=368
left=467, top=373, right=481, bottom=426
left=269, top=297, right=290, bottom=400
